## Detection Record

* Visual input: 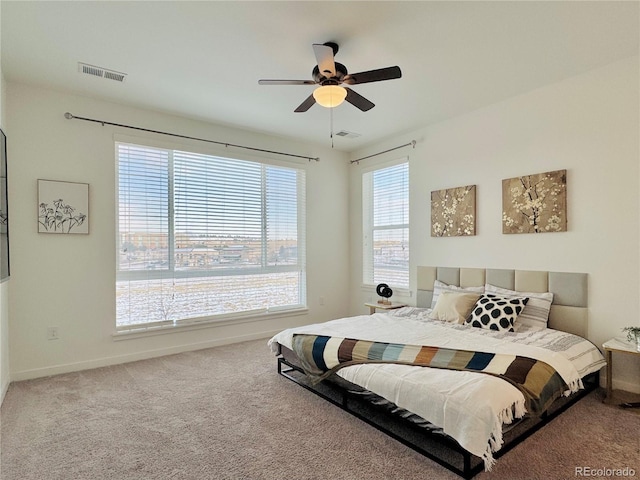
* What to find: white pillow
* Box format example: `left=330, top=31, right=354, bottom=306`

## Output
left=430, top=280, right=484, bottom=309
left=430, top=291, right=481, bottom=323
left=484, top=284, right=553, bottom=330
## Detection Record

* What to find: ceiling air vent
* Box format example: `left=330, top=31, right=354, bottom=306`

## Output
left=335, top=130, right=361, bottom=139
left=78, top=62, right=127, bottom=82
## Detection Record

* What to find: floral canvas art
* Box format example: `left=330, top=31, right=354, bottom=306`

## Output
left=38, top=179, right=89, bottom=234
left=502, top=169, right=566, bottom=234
left=431, top=185, right=476, bottom=237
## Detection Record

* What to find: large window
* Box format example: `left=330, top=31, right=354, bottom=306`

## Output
left=116, top=143, right=306, bottom=328
left=362, top=161, right=409, bottom=289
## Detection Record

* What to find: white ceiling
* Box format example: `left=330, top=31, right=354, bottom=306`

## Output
left=2, top=1, right=638, bottom=152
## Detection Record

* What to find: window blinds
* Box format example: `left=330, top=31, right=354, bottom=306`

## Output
left=116, top=143, right=306, bottom=328
left=362, top=162, right=409, bottom=289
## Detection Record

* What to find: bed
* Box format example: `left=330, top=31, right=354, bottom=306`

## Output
left=268, top=267, right=606, bottom=479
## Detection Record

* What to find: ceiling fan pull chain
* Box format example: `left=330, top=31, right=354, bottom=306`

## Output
left=330, top=107, right=334, bottom=148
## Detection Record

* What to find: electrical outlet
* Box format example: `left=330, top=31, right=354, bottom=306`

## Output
left=319, top=296, right=325, bottom=306
left=47, top=327, right=59, bottom=340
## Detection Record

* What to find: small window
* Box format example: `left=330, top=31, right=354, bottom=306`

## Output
left=362, top=161, right=409, bottom=289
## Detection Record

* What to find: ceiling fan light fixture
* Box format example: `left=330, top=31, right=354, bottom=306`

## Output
left=313, top=85, right=347, bottom=108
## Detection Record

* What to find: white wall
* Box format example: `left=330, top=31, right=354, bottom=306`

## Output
left=5, top=56, right=639, bottom=393
left=7, top=83, right=351, bottom=380
left=0, top=2, right=11, bottom=402
left=349, top=56, right=640, bottom=392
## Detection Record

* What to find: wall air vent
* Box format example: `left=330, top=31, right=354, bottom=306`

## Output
left=78, top=62, right=127, bottom=82
left=335, top=130, right=361, bottom=139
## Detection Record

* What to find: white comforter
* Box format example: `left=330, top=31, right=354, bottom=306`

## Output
left=268, top=309, right=606, bottom=469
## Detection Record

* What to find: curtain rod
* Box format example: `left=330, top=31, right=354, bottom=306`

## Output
left=350, top=140, right=416, bottom=165
left=64, top=112, right=320, bottom=162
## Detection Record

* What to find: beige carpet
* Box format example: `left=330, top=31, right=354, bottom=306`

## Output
left=1, top=339, right=638, bottom=480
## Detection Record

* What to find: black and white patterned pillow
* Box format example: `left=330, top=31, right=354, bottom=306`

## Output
left=465, top=294, right=529, bottom=332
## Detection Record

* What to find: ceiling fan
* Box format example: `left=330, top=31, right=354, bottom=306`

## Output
left=258, top=42, right=402, bottom=113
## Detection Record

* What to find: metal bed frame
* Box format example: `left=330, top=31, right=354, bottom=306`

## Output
left=276, top=347, right=599, bottom=479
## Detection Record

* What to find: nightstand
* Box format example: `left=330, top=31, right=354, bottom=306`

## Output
left=364, top=302, right=406, bottom=315
left=602, top=337, right=640, bottom=406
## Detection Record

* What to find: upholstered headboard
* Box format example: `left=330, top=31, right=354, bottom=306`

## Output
left=416, top=266, right=588, bottom=338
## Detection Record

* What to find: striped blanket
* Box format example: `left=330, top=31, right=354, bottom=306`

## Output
left=291, top=334, right=567, bottom=416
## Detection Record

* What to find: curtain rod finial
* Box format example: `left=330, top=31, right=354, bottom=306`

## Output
left=64, top=112, right=74, bottom=120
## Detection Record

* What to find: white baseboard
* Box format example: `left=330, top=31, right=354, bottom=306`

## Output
left=612, top=377, right=640, bottom=394
left=601, top=371, right=640, bottom=394
left=0, top=376, right=9, bottom=405
left=10, top=329, right=281, bottom=382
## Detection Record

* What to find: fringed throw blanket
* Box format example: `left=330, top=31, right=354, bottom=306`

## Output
left=271, top=313, right=606, bottom=470
left=291, top=334, right=567, bottom=416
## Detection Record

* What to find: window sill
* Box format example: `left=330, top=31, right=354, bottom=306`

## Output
left=112, top=307, right=309, bottom=341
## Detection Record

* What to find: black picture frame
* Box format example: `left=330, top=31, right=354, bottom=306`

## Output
left=0, top=128, right=9, bottom=281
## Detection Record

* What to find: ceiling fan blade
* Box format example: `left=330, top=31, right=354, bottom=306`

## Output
left=343, top=66, right=402, bottom=85
left=312, top=43, right=336, bottom=78
left=294, top=94, right=316, bottom=113
left=344, top=88, right=375, bottom=112
left=258, top=79, right=316, bottom=85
